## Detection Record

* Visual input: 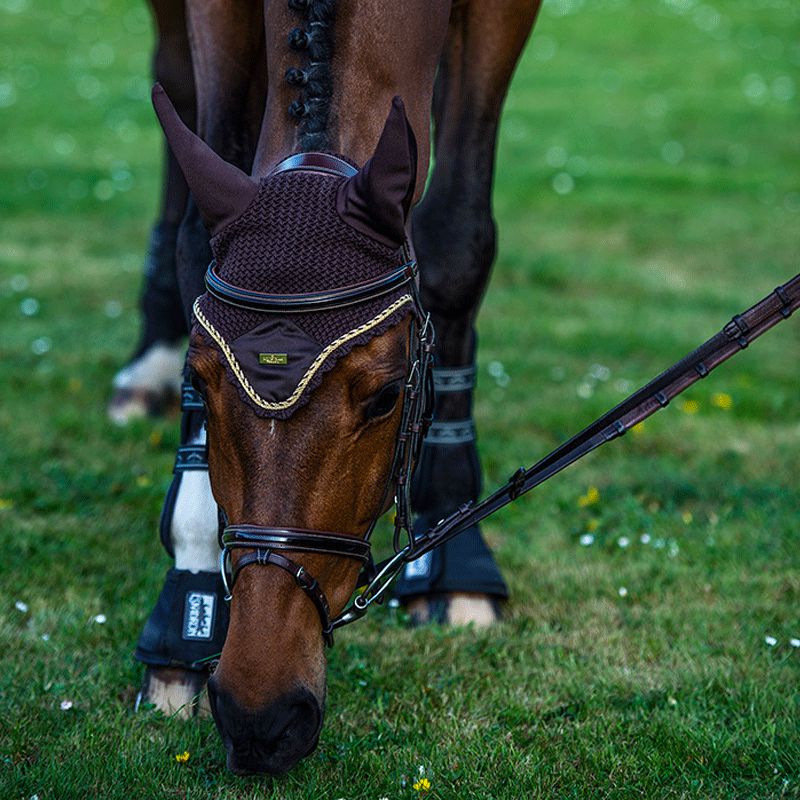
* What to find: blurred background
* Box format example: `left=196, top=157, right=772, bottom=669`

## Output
left=1, top=0, right=798, bottom=796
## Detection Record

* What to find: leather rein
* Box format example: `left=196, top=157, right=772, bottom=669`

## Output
left=344, top=272, right=800, bottom=628
left=206, top=151, right=799, bottom=647
left=212, top=152, right=435, bottom=646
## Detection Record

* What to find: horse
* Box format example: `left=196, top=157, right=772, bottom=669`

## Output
left=132, top=0, right=542, bottom=775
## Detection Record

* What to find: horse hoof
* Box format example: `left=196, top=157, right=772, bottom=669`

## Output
left=135, top=666, right=210, bottom=719
left=108, top=342, right=184, bottom=425
left=406, top=592, right=502, bottom=628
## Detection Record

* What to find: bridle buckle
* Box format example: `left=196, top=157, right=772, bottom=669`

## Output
left=294, top=565, right=312, bottom=589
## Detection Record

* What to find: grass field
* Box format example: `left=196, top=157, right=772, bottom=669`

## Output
left=1, top=0, right=799, bottom=797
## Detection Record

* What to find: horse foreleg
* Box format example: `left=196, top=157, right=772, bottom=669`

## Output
left=135, top=0, right=266, bottom=717
left=108, top=0, right=195, bottom=424
left=136, top=406, right=228, bottom=718
left=397, top=0, right=542, bottom=626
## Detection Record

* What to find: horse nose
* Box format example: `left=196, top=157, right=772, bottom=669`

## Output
left=207, top=678, right=323, bottom=775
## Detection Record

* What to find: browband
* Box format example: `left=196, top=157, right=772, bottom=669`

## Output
left=205, top=259, right=417, bottom=313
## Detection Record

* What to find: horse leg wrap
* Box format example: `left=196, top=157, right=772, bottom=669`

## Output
left=136, top=380, right=228, bottom=670
left=396, top=361, right=508, bottom=601
left=135, top=568, right=229, bottom=670
left=158, top=382, right=210, bottom=559
left=136, top=221, right=187, bottom=357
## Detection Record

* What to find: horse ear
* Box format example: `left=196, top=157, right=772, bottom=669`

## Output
left=151, top=83, right=259, bottom=235
left=336, top=96, right=418, bottom=249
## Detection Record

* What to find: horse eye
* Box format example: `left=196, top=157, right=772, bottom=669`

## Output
left=365, top=382, right=402, bottom=420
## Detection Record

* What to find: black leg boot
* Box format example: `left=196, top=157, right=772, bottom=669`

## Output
left=395, top=351, right=508, bottom=623
left=134, top=379, right=229, bottom=715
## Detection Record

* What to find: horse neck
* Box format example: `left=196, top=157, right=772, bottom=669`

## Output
left=253, top=0, right=451, bottom=203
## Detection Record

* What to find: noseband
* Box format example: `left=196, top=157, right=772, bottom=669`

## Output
left=212, top=152, right=434, bottom=646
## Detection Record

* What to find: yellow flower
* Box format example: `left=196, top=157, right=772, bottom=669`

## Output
left=0, top=498, right=14, bottom=511
left=711, top=392, right=733, bottom=410
left=413, top=777, right=431, bottom=792
left=632, top=422, right=645, bottom=436
left=149, top=430, right=163, bottom=447
left=136, top=475, right=152, bottom=488
left=679, top=399, right=699, bottom=415
left=682, top=511, right=693, bottom=525
left=174, top=751, right=190, bottom=764
left=587, top=518, right=600, bottom=532
left=578, top=486, right=600, bottom=507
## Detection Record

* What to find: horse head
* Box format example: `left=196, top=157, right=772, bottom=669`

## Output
left=153, top=86, right=427, bottom=774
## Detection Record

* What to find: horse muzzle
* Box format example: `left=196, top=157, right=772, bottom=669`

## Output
left=208, top=677, right=323, bottom=775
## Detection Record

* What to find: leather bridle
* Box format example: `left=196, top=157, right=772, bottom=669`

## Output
left=220, top=527, right=372, bottom=646
left=206, top=151, right=800, bottom=649
left=211, top=152, right=435, bottom=646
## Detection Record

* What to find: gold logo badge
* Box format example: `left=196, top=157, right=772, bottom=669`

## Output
left=259, top=353, right=288, bottom=365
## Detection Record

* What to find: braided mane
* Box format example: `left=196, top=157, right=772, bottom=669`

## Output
left=286, top=0, right=336, bottom=151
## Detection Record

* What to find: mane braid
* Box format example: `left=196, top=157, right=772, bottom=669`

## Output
left=293, top=0, right=336, bottom=152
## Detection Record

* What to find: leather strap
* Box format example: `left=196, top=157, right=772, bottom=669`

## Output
left=205, top=259, right=417, bottom=314
left=221, top=526, right=371, bottom=647
left=406, top=274, right=800, bottom=558
left=270, top=152, right=357, bottom=179
left=232, top=549, right=335, bottom=646
left=222, top=526, right=371, bottom=562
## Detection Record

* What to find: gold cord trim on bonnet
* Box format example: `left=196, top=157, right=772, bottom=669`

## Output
left=193, top=295, right=414, bottom=412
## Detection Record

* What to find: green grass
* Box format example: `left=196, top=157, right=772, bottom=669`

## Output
left=1, top=0, right=799, bottom=797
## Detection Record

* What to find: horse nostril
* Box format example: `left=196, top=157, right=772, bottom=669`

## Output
left=209, top=683, right=323, bottom=775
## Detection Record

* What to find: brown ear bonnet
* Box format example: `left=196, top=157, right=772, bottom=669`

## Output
left=153, top=88, right=418, bottom=419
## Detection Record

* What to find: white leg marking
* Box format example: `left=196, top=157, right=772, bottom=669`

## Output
left=446, top=594, right=499, bottom=627
left=108, top=343, right=185, bottom=425
left=138, top=667, right=209, bottom=719
left=172, top=428, right=220, bottom=573
left=113, top=342, right=185, bottom=392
